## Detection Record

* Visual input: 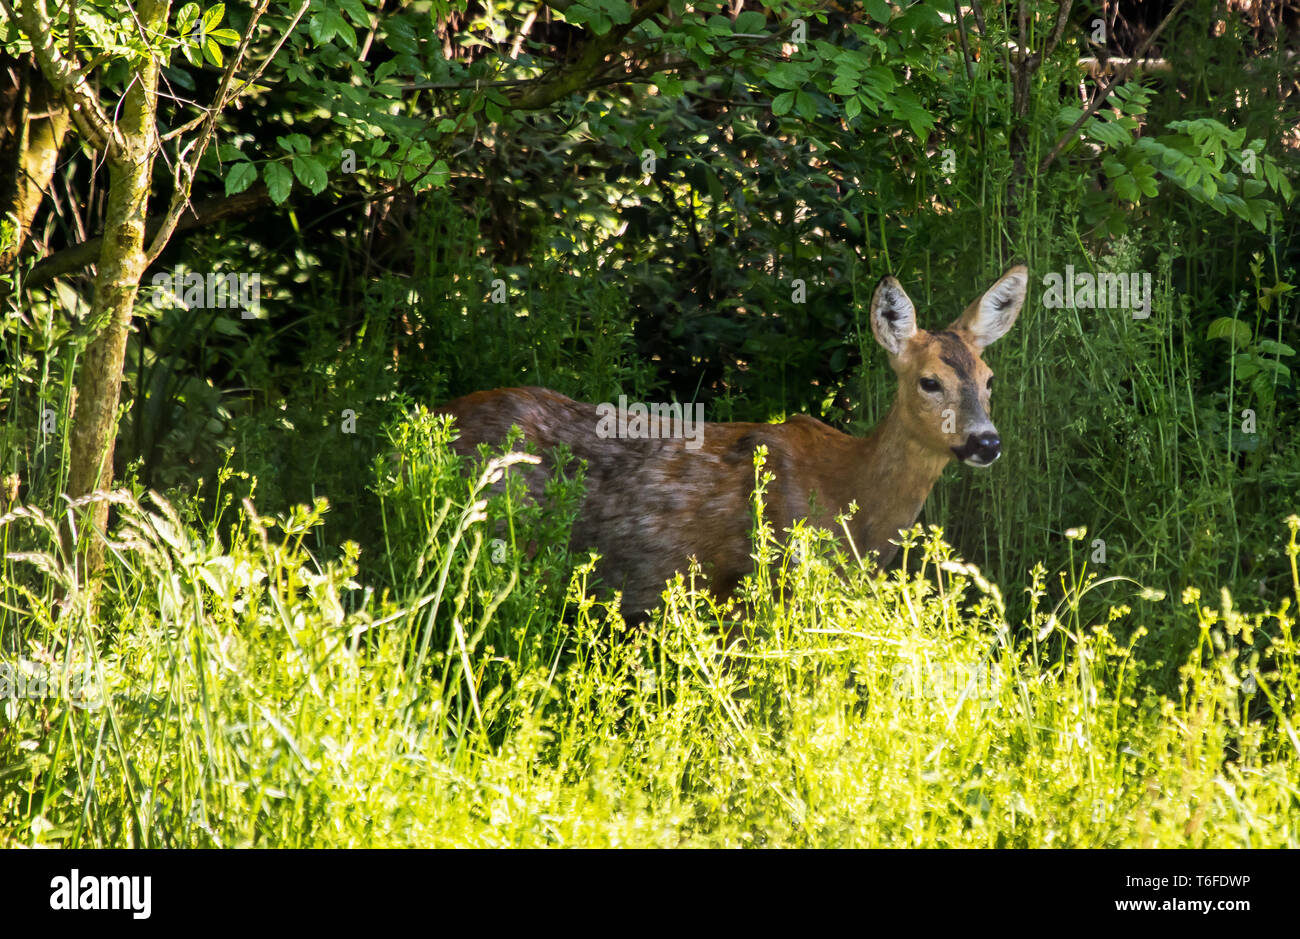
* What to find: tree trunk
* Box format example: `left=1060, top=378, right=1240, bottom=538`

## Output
left=0, top=56, right=70, bottom=271
left=62, top=0, right=169, bottom=574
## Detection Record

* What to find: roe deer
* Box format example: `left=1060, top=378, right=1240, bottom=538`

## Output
left=438, top=266, right=1027, bottom=619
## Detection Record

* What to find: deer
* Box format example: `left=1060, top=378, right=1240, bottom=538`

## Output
left=437, top=266, right=1027, bottom=620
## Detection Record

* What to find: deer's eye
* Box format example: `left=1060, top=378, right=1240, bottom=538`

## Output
left=986, top=375, right=994, bottom=390
left=919, top=377, right=943, bottom=393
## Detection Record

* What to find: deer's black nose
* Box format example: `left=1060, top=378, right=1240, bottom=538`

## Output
left=969, top=432, right=1000, bottom=463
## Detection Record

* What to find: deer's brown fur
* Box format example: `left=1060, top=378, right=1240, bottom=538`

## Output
left=438, top=266, right=1027, bottom=618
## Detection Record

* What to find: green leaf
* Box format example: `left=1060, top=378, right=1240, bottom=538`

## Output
left=895, top=2, right=945, bottom=31
left=277, top=134, right=312, bottom=155
left=864, top=0, right=892, bottom=23
left=765, top=62, right=809, bottom=91
left=1114, top=173, right=1139, bottom=203
left=1246, top=199, right=1268, bottom=231
left=224, top=161, right=257, bottom=196
left=202, top=36, right=223, bottom=67
left=165, top=63, right=197, bottom=90
left=338, top=0, right=369, bottom=26
left=176, top=2, right=200, bottom=34
left=264, top=162, right=294, bottom=204
left=1221, top=193, right=1250, bottom=222
left=217, top=142, right=245, bottom=161
left=655, top=73, right=684, bottom=97
left=208, top=28, right=240, bottom=46
left=704, top=166, right=725, bottom=204
left=772, top=91, right=795, bottom=116
left=860, top=65, right=897, bottom=98
left=208, top=317, right=247, bottom=338
left=1085, top=114, right=1132, bottom=149
left=602, top=0, right=633, bottom=25
left=309, top=12, right=337, bottom=45
left=292, top=155, right=329, bottom=194
left=326, top=10, right=357, bottom=48
left=707, top=15, right=732, bottom=36
left=200, top=3, right=225, bottom=33
left=1207, top=317, right=1252, bottom=345
left=1134, top=166, right=1160, bottom=198
left=1101, top=157, right=1126, bottom=179
left=845, top=95, right=861, bottom=119
left=888, top=89, right=935, bottom=137
left=1256, top=339, right=1296, bottom=357
left=1234, top=355, right=1260, bottom=381
left=795, top=90, right=816, bottom=121
left=1275, top=166, right=1294, bottom=202
left=734, top=10, right=766, bottom=33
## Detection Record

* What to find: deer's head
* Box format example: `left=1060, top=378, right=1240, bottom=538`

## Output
left=870, top=266, right=1027, bottom=466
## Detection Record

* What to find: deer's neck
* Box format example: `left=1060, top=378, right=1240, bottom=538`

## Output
left=849, top=401, right=952, bottom=564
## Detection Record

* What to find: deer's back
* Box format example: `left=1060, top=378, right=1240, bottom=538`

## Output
left=437, top=387, right=858, bottom=616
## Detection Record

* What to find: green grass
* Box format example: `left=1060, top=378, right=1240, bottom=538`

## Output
left=1, top=422, right=1296, bottom=848
left=1, top=0, right=1296, bottom=851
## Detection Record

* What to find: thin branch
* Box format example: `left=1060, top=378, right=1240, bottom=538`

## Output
left=510, top=4, right=542, bottom=60
left=156, top=1, right=309, bottom=146
left=1039, top=0, right=1189, bottom=173
left=1043, top=0, right=1074, bottom=60
left=230, top=0, right=311, bottom=100
left=10, top=0, right=121, bottom=154
left=508, top=0, right=669, bottom=111
left=11, top=185, right=271, bottom=294
left=146, top=0, right=286, bottom=264
left=953, top=0, right=974, bottom=81
left=159, top=111, right=209, bottom=143
left=357, top=0, right=381, bottom=62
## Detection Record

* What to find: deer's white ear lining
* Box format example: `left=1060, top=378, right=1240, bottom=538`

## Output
left=871, top=278, right=917, bottom=356
left=966, top=269, right=1026, bottom=349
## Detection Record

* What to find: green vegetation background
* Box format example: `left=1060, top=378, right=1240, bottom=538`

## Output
left=1, top=0, right=1297, bottom=846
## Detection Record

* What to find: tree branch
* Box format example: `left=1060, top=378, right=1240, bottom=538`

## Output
left=9, top=185, right=271, bottom=294
left=1042, top=0, right=1074, bottom=60
left=229, top=0, right=311, bottom=101
left=145, top=0, right=282, bottom=264
left=953, top=0, right=974, bottom=81
left=1039, top=0, right=1189, bottom=173
left=507, top=0, right=669, bottom=111
left=10, top=0, right=121, bottom=154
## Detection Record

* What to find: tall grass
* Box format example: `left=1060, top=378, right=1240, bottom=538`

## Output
left=1, top=7, right=1295, bottom=848
left=1, top=419, right=1295, bottom=847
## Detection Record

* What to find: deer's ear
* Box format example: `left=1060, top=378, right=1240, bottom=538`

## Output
left=951, top=265, right=1027, bottom=350
left=870, top=275, right=917, bottom=357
